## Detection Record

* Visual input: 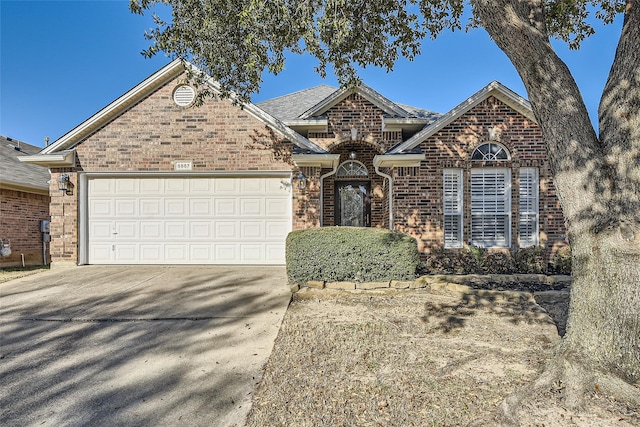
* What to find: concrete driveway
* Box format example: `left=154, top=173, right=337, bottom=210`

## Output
left=0, top=266, right=292, bottom=427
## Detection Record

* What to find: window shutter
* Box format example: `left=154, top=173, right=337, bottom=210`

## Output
left=470, top=168, right=511, bottom=247
left=519, top=168, right=539, bottom=247
left=443, top=169, right=463, bottom=248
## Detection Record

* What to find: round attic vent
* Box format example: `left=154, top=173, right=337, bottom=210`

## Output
left=173, top=85, right=196, bottom=106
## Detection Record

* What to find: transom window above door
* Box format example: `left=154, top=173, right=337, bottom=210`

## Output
left=471, top=143, right=510, bottom=161
left=336, top=161, right=368, bottom=178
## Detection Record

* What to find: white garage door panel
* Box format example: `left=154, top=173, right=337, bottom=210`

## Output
left=87, top=176, right=291, bottom=264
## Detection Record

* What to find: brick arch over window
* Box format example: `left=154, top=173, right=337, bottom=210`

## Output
left=325, top=139, right=386, bottom=155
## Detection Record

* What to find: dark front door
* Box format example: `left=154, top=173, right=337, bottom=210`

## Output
left=335, top=181, right=371, bottom=227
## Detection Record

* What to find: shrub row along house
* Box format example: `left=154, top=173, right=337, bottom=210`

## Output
left=19, top=60, right=567, bottom=268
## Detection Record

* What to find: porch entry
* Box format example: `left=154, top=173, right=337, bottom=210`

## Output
left=335, top=180, right=371, bottom=227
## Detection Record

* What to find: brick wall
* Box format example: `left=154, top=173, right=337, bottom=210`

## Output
left=309, top=93, right=403, bottom=153
left=49, top=74, right=305, bottom=265
left=46, top=79, right=566, bottom=267
left=0, top=188, right=50, bottom=267
left=75, top=78, right=295, bottom=172
left=309, top=94, right=403, bottom=227
left=393, top=96, right=567, bottom=263
left=48, top=171, right=79, bottom=265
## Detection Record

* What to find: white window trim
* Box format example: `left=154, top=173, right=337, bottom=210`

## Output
left=336, top=160, right=368, bottom=178
left=443, top=169, right=463, bottom=249
left=470, top=168, right=511, bottom=248
left=519, top=167, right=539, bottom=247
left=471, top=142, right=511, bottom=161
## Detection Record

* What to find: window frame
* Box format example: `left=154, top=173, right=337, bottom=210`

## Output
left=470, top=167, right=512, bottom=248
left=471, top=142, right=511, bottom=161
left=336, top=160, right=368, bottom=178
left=443, top=168, right=464, bottom=249
left=519, top=167, right=539, bottom=247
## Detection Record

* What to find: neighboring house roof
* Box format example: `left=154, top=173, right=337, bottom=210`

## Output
left=0, top=136, right=50, bottom=194
left=388, top=81, right=536, bottom=154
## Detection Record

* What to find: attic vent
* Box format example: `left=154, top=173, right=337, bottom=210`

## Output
left=173, top=85, right=196, bottom=107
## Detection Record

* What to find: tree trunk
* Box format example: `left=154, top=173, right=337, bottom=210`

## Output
left=471, top=0, right=640, bottom=417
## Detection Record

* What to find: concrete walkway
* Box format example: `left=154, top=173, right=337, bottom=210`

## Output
left=0, top=266, right=291, bottom=427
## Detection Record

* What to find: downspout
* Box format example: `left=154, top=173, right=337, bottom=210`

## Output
left=319, top=164, right=339, bottom=226
left=374, top=165, right=393, bottom=230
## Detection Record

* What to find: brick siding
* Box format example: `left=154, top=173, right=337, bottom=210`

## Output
left=0, top=188, right=50, bottom=267
left=49, top=74, right=299, bottom=264
left=46, top=77, right=566, bottom=267
left=392, top=96, right=566, bottom=262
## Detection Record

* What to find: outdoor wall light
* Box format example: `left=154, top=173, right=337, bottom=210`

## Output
left=57, top=174, right=72, bottom=194
left=349, top=151, right=357, bottom=160
left=297, top=171, right=307, bottom=190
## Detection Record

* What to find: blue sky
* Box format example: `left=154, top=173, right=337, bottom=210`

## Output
left=1, top=0, right=623, bottom=148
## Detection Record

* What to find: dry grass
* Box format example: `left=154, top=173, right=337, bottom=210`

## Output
left=246, top=287, right=640, bottom=426
left=0, top=266, right=49, bottom=283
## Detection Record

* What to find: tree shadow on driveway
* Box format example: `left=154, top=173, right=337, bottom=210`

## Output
left=0, top=266, right=291, bottom=427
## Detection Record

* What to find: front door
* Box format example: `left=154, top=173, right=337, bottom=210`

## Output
left=335, top=181, right=371, bottom=227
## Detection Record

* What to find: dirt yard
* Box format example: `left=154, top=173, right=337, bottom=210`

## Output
left=246, top=287, right=639, bottom=426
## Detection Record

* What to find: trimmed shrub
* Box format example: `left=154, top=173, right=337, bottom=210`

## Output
left=424, top=247, right=482, bottom=274
left=286, top=227, right=421, bottom=284
left=551, top=246, right=572, bottom=275
left=457, top=248, right=484, bottom=274
left=425, top=246, right=550, bottom=275
left=513, top=246, right=546, bottom=274
left=481, top=251, right=515, bottom=274
left=423, top=246, right=455, bottom=274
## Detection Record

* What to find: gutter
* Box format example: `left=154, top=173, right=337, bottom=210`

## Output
left=372, top=153, right=426, bottom=230
left=292, top=154, right=341, bottom=227
left=319, top=164, right=339, bottom=227
left=18, top=150, right=76, bottom=167
left=374, top=164, right=394, bottom=230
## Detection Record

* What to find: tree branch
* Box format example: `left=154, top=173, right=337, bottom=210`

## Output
left=471, top=0, right=606, bottom=232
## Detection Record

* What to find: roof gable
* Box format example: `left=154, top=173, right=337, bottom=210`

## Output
left=299, top=84, right=413, bottom=119
left=40, top=60, right=327, bottom=157
left=388, top=81, right=536, bottom=154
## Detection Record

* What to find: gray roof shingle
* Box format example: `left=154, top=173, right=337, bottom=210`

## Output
left=256, top=85, right=338, bottom=121
left=256, top=84, right=440, bottom=124
left=0, top=136, right=50, bottom=192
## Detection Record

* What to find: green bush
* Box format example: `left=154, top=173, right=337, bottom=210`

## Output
left=425, top=245, right=550, bottom=275
left=551, top=246, right=572, bottom=275
left=481, top=251, right=516, bottom=274
left=286, top=227, right=421, bottom=284
left=513, top=246, right=546, bottom=274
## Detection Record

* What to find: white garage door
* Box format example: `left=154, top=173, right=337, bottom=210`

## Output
left=87, top=176, right=291, bottom=264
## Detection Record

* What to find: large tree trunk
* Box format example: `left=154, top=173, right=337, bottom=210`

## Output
left=471, top=0, right=640, bottom=421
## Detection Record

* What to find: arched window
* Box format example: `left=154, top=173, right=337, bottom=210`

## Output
left=471, top=143, right=510, bottom=161
left=336, top=161, right=368, bottom=178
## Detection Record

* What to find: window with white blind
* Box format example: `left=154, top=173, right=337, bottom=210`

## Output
left=443, top=169, right=463, bottom=248
left=519, top=167, right=539, bottom=247
left=470, top=168, right=511, bottom=248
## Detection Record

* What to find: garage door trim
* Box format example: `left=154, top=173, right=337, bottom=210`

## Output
left=78, top=171, right=294, bottom=265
